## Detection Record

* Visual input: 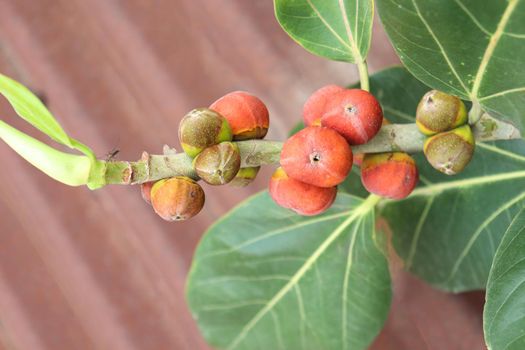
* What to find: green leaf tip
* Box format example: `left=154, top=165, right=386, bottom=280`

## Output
left=0, top=72, right=101, bottom=187
left=0, top=72, right=96, bottom=159
left=0, top=73, right=73, bottom=146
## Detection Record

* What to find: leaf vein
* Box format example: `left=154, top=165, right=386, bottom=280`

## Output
left=446, top=192, right=525, bottom=284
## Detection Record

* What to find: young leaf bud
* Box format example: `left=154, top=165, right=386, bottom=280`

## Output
left=179, top=108, right=233, bottom=157
left=193, top=142, right=241, bottom=185
left=416, top=90, right=467, bottom=135
left=150, top=177, right=205, bottom=221
left=423, top=125, right=475, bottom=175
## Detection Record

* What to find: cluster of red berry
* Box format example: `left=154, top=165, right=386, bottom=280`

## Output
left=138, top=86, right=474, bottom=221
left=269, top=86, right=419, bottom=216
left=141, top=91, right=270, bottom=221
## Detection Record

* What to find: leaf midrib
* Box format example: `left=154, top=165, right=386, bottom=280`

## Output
left=226, top=195, right=378, bottom=350
left=304, top=0, right=364, bottom=62
left=411, top=0, right=470, bottom=95
left=471, top=0, right=519, bottom=99
left=396, top=0, right=521, bottom=103
left=445, top=191, right=525, bottom=285
left=409, top=170, right=525, bottom=197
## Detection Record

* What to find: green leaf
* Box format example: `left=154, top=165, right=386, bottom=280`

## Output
left=0, top=73, right=96, bottom=161
left=484, top=208, right=525, bottom=350
left=187, top=193, right=390, bottom=350
left=0, top=74, right=73, bottom=147
left=0, top=120, right=91, bottom=186
left=274, top=0, right=374, bottom=63
left=368, top=67, right=525, bottom=292
left=376, top=0, right=525, bottom=129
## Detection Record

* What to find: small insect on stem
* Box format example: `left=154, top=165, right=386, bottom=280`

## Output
left=104, top=147, right=120, bottom=162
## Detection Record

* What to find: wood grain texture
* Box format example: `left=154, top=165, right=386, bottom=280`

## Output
left=0, top=1, right=484, bottom=349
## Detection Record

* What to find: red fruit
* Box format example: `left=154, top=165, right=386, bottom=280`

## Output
left=361, top=152, right=419, bottom=200
left=210, top=91, right=269, bottom=140
left=303, top=85, right=344, bottom=127
left=280, top=126, right=353, bottom=188
left=140, top=181, right=155, bottom=204
left=269, top=167, right=337, bottom=216
left=321, top=89, right=383, bottom=145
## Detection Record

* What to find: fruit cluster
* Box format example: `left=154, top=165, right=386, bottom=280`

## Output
left=270, top=87, right=475, bottom=216
left=270, top=85, right=419, bottom=216
left=141, top=91, right=269, bottom=221
left=139, top=85, right=475, bottom=221
left=416, top=90, right=475, bottom=175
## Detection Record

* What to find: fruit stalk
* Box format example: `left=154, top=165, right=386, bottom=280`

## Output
left=101, top=114, right=520, bottom=185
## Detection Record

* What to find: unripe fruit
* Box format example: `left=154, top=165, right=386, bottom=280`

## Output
left=280, top=126, right=353, bottom=188
left=230, top=167, right=260, bottom=187
left=269, top=167, right=337, bottom=216
left=303, top=85, right=344, bottom=127
left=416, top=90, right=467, bottom=135
left=140, top=181, right=155, bottom=204
left=150, top=177, right=205, bottom=221
left=424, top=124, right=475, bottom=175
left=353, top=118, right=391, bottom=166
left=361, top=152, right=419, bottom=200
left=321, top=89, right=383, bottom=145
left=210, top=91, right=269, bottom=140
left=193, top=142, right=241, bottom=185
left=179, top=108, right=233, bottom=157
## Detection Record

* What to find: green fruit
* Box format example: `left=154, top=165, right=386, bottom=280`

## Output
left=416, top=90, right=467, bottom=135
left=424, top=125, right=475, bottom=175
left=193, top=142, right=241, bottom=185
left=179, top=108, right=233, bottom=157
left=230, top=167, right=260, bottom=187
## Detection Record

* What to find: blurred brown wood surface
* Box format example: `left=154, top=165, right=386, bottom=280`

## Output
left=0, top=1, right=485, bottom=349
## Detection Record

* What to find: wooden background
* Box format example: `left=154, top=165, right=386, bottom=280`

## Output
left=0, top=1, right=485, bottom=349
